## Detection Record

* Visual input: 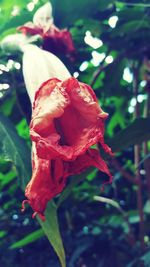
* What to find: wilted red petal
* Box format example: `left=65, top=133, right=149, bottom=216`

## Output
left=65, top=149, right=112, bottom=181
left=23, top=147, right=112, bottom=219
left=18, top=22, right=43, bottom=36
left=30, top=77, right=110, bottom=161
left=18, top=21, right=75, bottom=57
left=24, top=76, right=112, bottom=219
left=43, top=27, right=75, bottom=55
left=23, top=144, right=67, bottom=220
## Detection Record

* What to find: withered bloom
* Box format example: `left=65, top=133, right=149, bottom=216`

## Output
left=18, top=3, right=75, bottom=57
left=22, top=77, right=112, bottom=220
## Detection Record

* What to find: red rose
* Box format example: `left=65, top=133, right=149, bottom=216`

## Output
left=22, top=77, right=112, bottom=220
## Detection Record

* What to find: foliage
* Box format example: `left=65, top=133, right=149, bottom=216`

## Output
left=0, top=0, right=150, bottom=267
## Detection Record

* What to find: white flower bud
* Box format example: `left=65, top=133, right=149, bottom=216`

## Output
left=22, top=45, right=71, bottom=104
left=33, top=2, right=54, bottom=33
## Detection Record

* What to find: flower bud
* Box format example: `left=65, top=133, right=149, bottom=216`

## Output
left=33, top=2, right=53, bottom=33
left=22, top=44, right=71, bottom=104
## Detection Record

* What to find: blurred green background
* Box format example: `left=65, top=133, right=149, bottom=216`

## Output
left=0, top=0, right=150, bottom=266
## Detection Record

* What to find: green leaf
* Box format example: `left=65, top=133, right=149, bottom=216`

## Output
left=0, top=113, right=66, bottom=267
left=0, top=230, right=7, bottom=239
left=0, top=113, right=31, bottom=189
left=0, top=95, right=16, bottom=116
left=0, top=0, right=27, bottom=11
left=107, top=111, right=126, bottom=137
left=39, top=201, right=66, bottom=267
left=3, top=199, right=16, bottom=210
left=0, top=27, right=17, bottom=41
left=10, top=229, right=44, bottom=249
left=103, top=59, right=127, bottom=96
left=144, top=200, right=150, bottom=214
left=87, top=168, right=98, bottom=181
left=108, top=118, right=150, bottom=152
left=0, top=169, right=17, bottom=189
left=116, top=20, right=150, bottom=35
left=117, top=7, right=146, bottom=21
left=0, top=11, right=32, bottom=35
left=141, top=250, right=150, bottom=267
left=16, top=118, right=30, bottom=141
left=57, top=168, right=94, bottom=207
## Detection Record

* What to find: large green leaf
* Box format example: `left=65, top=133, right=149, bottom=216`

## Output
left=0, top=113, right=31, bottom=189
left=109, top=117, right=150, bottom=152
left=117, top=7, right=146, bottom=21
left=0, top=113, right=66, bottom=267
left=39, top=201, right=66, bottom=267
left=115, top=20, right=150, bottom=36
left=0, top=11, right=32, bottom=35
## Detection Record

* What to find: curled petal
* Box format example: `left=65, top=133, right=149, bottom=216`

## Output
left=43, top=27, right=75, bottom=55
left=23, top=147, right=112, bottom=219
left=66, top=149, right=112, bottom=182
left=23, top=144, right=66, bottom=220
left=30, top=77, right=110, bottom=161
left=23, top=75, right=112, bottom=219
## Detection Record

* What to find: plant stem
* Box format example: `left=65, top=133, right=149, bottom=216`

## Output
left=90, top=51, right=110, bottom=87
left=143, top=91, right=150, bottom=198
left=133, top=66, right=145, bottom=250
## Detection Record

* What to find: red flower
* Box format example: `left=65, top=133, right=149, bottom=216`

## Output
left=22, top=77, right=112, bottom=220
left=43, top=26, right=75, bottom=56
left=18, top=23, right=75, bottom=57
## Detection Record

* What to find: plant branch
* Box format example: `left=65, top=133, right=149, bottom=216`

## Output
left=111, top=157, right=139, bottom=185
left=90, top=53, right=123, bottom=88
